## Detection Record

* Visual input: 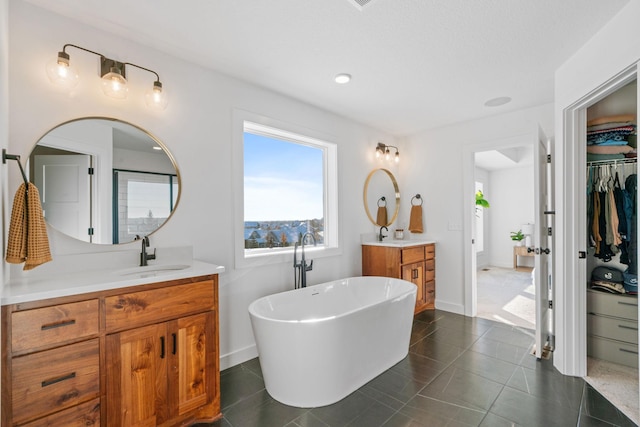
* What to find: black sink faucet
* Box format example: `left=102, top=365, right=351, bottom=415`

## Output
left=379, top=226, right=388, bottom=242
left=140, top=236, right=156, bottom=266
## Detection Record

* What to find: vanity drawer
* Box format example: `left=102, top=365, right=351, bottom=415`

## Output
left=425, top=244, right=435, bottom=259
left=11, top=299, right=99, bottom=354
left=402, top=247, right=425, bottom=264
left=588, top=314, right=638, bottom=344
left=587, top=335, right=638, bottom=368
left=20, top=398, right=100, bottom=427
left=12, top=339, right=100, bottom=425
left=425, top=258, right=435, bottom=271
left=425, top=280, right=435, bottom=306
left=425, top=269, right=435, bottom=282
left=104, top=279, right=215, bottom=332
left=587, top=290, right=638, bottom=320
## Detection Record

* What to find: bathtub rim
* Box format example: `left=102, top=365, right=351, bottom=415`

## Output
left=247, top=275, right=417, bottom=324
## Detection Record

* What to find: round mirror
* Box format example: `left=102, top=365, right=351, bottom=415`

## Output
left=29, top=117, right=179, bottom=245
left=363, top=168, right=400, bottom=227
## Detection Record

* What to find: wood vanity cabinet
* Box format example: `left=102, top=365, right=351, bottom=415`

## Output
left=362, top=243, right=435, bottom=313
left=1, top=275, right=221, bottom=427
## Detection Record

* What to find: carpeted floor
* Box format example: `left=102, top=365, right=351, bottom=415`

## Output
left=478, top=266, right=639, bottom=425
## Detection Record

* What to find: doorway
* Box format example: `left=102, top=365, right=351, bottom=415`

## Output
left=474, top=146, right=536, bottom=330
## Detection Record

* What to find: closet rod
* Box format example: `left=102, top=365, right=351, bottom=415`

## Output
left=2, top=149, right=28, bottom=186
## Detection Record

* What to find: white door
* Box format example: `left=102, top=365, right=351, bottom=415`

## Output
left=34, top=154, right=92, bottom=242
left=534, top=127, right=552, bottom=359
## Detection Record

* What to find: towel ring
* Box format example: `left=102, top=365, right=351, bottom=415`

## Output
left=411, top=194, right=423, bottom=206
left=377, top=196, right=387, bottom=207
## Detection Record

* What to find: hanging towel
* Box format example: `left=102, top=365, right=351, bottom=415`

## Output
left=376, top=205, right=388, bottom=226
left=408, top=205, right=423, bottom=233
left=6, top=183, right=52, bottom=270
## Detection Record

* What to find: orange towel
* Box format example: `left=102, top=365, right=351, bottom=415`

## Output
left=6, top=183, right=52, bottom=270
left=408, top=205, right=423, bottom=233
left=376, top=205, right=388, bottom=226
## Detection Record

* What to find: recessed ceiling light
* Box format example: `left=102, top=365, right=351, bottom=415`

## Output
left=484, top=96, right=512, bottom=107
left=335, top=73, right=351, bottom=84
left=153, top=146, right=162, bottom=150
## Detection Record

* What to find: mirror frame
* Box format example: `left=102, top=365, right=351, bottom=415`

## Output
left=30, top=116, right=181, bottom=245
left=363, top=168, right=400, bottom=227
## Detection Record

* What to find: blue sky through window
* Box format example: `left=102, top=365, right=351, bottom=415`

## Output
left=244, top=132, right=323, bottom=221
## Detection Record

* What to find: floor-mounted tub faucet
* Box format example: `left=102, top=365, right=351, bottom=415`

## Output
left=294, top=232, right=316, bottom=289
left=140, top=235, right=156, bottom=266
left=379, top=226, right=388, bottom=242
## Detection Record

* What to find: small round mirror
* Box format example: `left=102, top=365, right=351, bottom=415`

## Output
left=363, top=168, right=400, bottom=227
left=29, top=117, right=179, bottom=244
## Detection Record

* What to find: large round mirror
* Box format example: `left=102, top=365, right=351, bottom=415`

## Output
left=29, top=117, right=179, bottom=245
left=363, top=168, right=400, bottom=227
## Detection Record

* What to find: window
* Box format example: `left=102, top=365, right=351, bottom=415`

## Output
left=113, top=170, right=177, bottom=243
left=235, top=118, right=338, bottom=266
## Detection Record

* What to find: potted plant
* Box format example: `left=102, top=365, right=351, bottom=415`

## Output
left=510, top=229, right=525, bottom=245
left=475, top=191, right=490, bottom=209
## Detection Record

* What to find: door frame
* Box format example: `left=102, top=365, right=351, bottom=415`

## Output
left=463, top=130, right=541, bottom=317
left=557, top=64, right=637, bottom=377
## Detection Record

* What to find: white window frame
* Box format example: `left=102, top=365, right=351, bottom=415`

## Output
left=232, top=110, right=340, bottom=268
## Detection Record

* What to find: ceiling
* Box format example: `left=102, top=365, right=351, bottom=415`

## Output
left=475, top=147, right=533, bottom=172
left=21, top=0, right=631, bottom=136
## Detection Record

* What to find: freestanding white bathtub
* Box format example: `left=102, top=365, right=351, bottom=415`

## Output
left=248, top=276, right=417, bottom=408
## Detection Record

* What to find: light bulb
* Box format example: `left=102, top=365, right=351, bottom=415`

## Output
left=101, top=67, right=128, bottom=99
left=385, top=148, right=390, bottom=161
left=45, top=51, right=79, bottom=89
left=395, top=151, right=400, bottom=163
left=145, top=81, right=168, bottom=110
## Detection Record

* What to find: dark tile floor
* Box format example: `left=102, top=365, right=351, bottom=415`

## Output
left=197, top=310, right=637, bottom=427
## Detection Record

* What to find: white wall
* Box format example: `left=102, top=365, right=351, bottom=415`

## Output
left=554, top=0, right=640, bottom=377
left=1, top=0, right=8, bottom=287
left=6, top=1, right=397, bottom=368
left=488, top=166, right=534, bottom=268
left=402, top=103, right=554, bottom=314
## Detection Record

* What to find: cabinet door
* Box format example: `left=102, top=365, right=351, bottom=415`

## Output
left=402, top=261, right=425, bottom=304
left=167, top=312, right=216, bottom=418
left=106, top=323, right=168, bottom=427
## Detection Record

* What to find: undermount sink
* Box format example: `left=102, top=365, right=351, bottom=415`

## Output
left=116, top=264, right=191, bottom=276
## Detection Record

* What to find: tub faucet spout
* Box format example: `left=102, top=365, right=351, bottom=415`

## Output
left=294, top=232, right=316, bottom=289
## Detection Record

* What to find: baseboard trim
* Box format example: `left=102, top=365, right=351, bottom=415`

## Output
left=220, top=344, right=258, bottom=371
left=435, top=300, right=465, bottom=315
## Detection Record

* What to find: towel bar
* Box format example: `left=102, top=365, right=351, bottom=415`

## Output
left=2, top=149, right=29, bottom=186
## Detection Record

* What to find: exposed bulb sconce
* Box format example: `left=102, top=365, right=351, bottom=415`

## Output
left=375, top=142, right=399, bottom=163
left=46, top=44, right=168, bottom=110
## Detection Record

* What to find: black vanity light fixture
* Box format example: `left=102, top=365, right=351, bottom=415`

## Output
left=45, top=44, right=168, bottom=110
left=375, top=142, right=399, bottom=163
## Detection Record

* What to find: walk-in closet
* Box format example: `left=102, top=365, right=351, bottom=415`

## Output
left=585, top=80, right=638, bottom=400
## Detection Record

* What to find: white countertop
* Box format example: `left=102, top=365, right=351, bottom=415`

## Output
left=361, top=239, right=436, bottom=248
left=2, top=260, right=225, bottom=306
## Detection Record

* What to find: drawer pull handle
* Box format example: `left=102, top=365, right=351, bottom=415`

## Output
left=41, top=319, right=76, bottom=331
left=619, top=348, right=639, bottom=355
left=412, top=269, right=419, bottom=279
left=160, top=336, right=165, bottom=359
left=172, top=333, right=177, bottom=355
left=617, top=301, right=638, bottom=307
left=618, top=325, right=638, bottom=331
left=42, top=372, right=76, bottom=388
